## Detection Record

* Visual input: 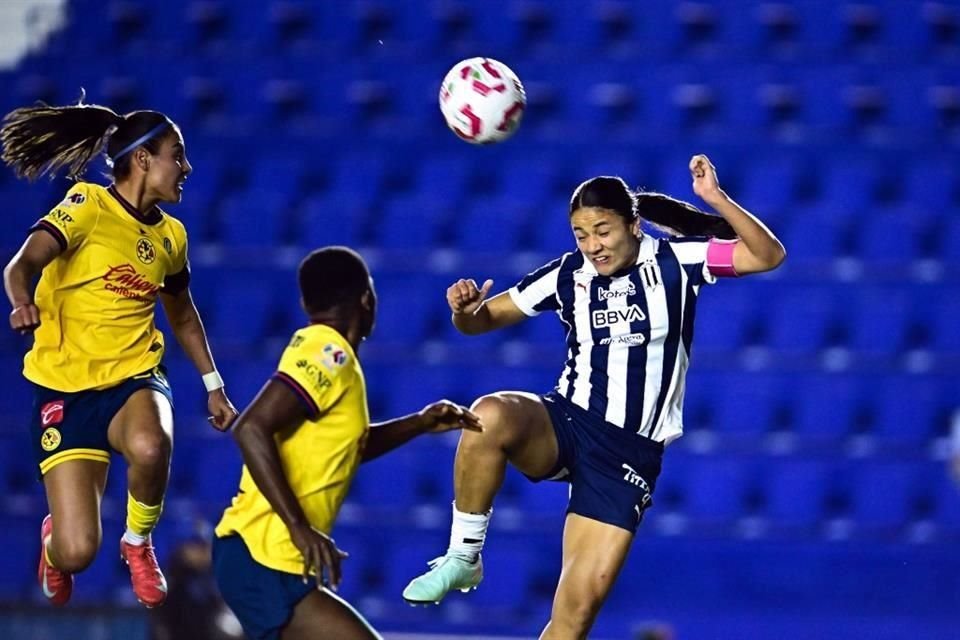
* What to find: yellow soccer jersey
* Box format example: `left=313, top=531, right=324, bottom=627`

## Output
left=215, top=324, right=369, bottom=576
left=24, top=182, right=189, bottom=392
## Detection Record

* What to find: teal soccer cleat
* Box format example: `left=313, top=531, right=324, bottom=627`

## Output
left=402, top=554, right=483, bottom=605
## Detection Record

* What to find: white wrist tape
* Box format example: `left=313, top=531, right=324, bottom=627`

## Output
left=202, top=370, right=224, bottom=392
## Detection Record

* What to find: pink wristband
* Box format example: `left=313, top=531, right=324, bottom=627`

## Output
left=706, top=238, right=739, bottom=277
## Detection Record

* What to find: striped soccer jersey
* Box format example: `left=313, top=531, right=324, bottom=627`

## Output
left=509, top=234, right=728, bottom=443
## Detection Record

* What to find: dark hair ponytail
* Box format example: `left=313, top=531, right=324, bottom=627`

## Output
left=1, top=101, right=121, bottom=181
left=636, top=192, right=737, bottom=239
left=1, top=94, right=174, bottom=182
left=570, top=176, right=737, bottom=239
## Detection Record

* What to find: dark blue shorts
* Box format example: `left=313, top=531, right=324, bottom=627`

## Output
left=29, top=366, right=173, bottom=478
left=212, top=534, right=314, bottom=640
left=532, top=391, right=665, bottom=533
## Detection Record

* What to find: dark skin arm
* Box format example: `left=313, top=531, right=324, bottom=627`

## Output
left=232, top=379, right=481, bottom=587
left=362, top=400, right=482, bottom=463
left=231, top=380, right=345, bottom=588
left=3, top=230, right=62, bottom=333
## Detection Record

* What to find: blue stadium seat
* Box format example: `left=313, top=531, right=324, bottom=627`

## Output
left=0, top=516, right=36, bottom=601
left=926, top=292, right=960, bottom=354
left=855, top=207, right=922, bottom=263
left=868, top=375, right=944, bottom=445
left=763, top=458, right=830, bottom=529
left=789, top=373, right=864, bottom=441
left=217, top=189, right=291, bottom=247
left=347, top=448, right=419, bottom=506
left=373, top=195, right=448, bottom=251
left=711, top=373, right=784, bottom=437
left=205, top=275, right=278, bottom=345
left=846, top=287, right=911, bottom=355
left=373, top=272, right=447, bottom=344
left=847, top=461, right=924, bottom=531
left=681, top=455, right=750, bottom=524
left=764, top=286, right=835, bottom=352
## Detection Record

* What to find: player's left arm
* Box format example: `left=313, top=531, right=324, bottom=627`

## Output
left=362, top=400, right=482, bottom=463
left=159, top=286, right=238, bottom=431
left=690, top=154, right=787, bottom=276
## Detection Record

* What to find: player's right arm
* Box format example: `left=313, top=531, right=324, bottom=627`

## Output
left=231, top=380, right=347, bottom=589
left=448, top=278, right=527, bottom=335
left=3, top=230, right=62, bottom=333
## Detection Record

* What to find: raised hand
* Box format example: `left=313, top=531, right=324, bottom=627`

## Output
left=447, top=278, right=494, bottom=315
left=689, top=154, right=723, bottom=202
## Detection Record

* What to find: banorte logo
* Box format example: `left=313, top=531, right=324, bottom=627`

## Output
left=102, top=264, right=161, bottom=301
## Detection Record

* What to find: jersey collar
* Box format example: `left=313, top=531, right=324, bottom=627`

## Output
left=107, top=185, right=163, bottom=226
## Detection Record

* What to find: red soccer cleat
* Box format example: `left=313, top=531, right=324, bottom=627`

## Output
left=38, top=514, right=73, bottom=606
left=120, top=536, right=168, bottom=608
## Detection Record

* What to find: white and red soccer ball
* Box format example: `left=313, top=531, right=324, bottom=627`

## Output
left=439, top=57, right=526, bottom=144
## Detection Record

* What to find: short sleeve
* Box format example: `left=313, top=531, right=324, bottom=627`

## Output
left=161, top=234, right=190, bottom=295
left=272, top=331, right=353, bottom=419
left=29, top=183, right=98, bottom=251
left=665, top=237, right=716, bottom=286
left=508, top=256, right=564, bottom=316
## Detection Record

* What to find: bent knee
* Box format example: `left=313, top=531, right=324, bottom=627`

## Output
left=52, top=535, right=100, bottom=573
left=124, top=432, right=171, bottom=469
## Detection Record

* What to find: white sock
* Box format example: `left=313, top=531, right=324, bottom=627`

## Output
left=122, top=528, right=147, bottom=546
left=446, top=502, right=491, bottom=563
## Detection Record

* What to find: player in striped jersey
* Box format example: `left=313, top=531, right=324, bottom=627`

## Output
left=404, top=155, right=785, bottom=638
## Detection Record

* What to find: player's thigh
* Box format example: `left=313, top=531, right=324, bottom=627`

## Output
left=469, top=391, right=559, bottom=478
left=43, top=459, right=109, bottom=554
left=107, top=388, right=174, bottom=461
left=552, top=513, right=633, bottom=621
left=281, top=588, right=381, bottom=640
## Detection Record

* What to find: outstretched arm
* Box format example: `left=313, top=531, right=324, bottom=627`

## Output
left=4, top=231, right=62, bottom=333
left=447, top=278, right=527, bottom=335
left=160, top=288, right=238, bottom=431
left=690, top=154, right=786, bottom=275
left=362, top=400, right=482, bottom=463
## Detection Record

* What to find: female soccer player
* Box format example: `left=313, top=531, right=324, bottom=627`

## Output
left=213, top=247, right=482, bottom=640
left=1, top=100, right=238, bottom=607
left=403, top=155, right=786, bottom=639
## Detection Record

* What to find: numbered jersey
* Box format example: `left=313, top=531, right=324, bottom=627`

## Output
left=24, top=182, right=189, bottom=392
left=509, top=234, right=730, bottom=443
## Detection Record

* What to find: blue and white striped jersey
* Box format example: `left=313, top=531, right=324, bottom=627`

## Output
left=508, top=234, right=720, bottom=443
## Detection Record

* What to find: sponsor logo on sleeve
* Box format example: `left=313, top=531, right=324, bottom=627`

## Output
left=296, top=359, right=332, bottom=391
left=61, top=192, right=86, bottom=206
left=321, top=344, right=348, bottom=370
left=48, top=209, right=74, bottom=226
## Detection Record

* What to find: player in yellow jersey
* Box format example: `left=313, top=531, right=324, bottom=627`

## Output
left=213, top=247, right=481, bottom=640
left=1, top=99, right=239, bottom=608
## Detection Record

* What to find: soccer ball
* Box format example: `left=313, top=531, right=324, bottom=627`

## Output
left=439, top=57, right=526, bottom=144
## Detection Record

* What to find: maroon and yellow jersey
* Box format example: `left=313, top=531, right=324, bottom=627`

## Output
left=24, top=182, right=190, bottom=392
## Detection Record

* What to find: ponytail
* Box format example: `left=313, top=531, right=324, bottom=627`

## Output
left=1, top=100, right=121, bottom=181
left=636, top=192, right=737, bottom=239
left=569, top=176, right=737, bottom=240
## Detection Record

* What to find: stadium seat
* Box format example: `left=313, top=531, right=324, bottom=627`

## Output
left=763, top=458, right=831, bottom=529
left=788, top=373, right=865, bottom=441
